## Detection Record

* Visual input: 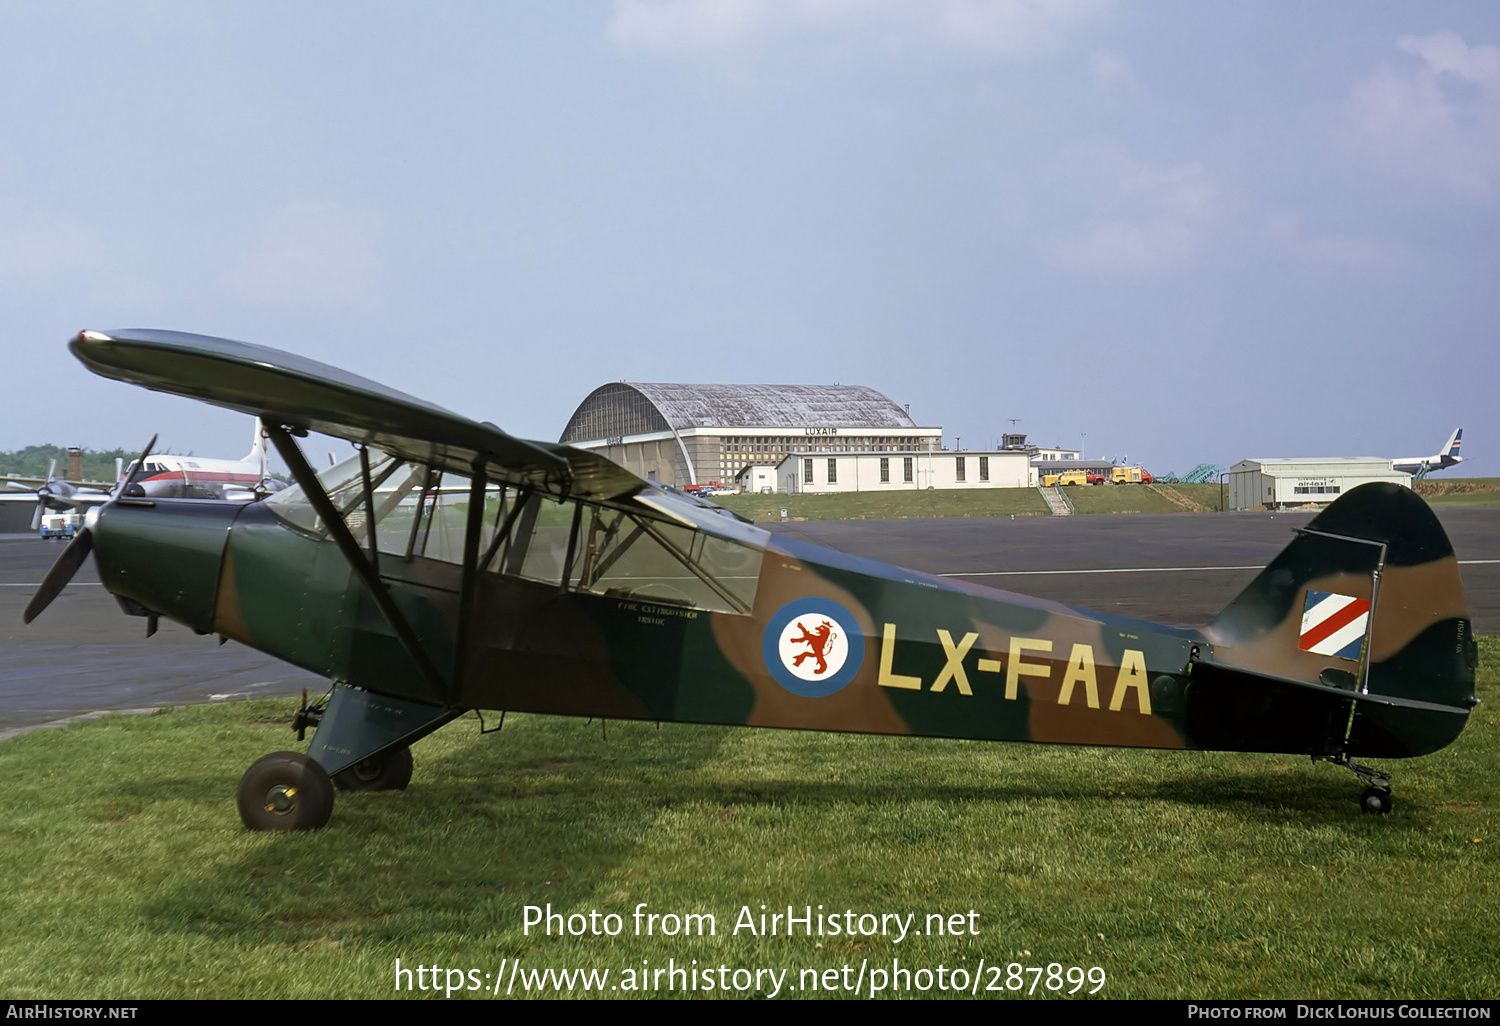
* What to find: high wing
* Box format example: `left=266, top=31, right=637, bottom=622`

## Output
left=70, top=329, right=649, bottom=505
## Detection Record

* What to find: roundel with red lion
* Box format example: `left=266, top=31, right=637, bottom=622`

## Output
left=762, top=598, right=866, bottom=697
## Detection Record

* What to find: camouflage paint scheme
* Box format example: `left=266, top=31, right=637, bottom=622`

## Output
left=52, top=330, right=1478, bottom=826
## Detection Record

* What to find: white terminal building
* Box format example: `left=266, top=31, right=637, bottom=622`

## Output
left=777, top=449, right=1034, bottom=494
left=1227, top=458, right=1411, bottom=511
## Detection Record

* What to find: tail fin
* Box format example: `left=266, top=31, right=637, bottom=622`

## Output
left=1195, top=483, right=1476, bottom=758
left=1444, top=428, right=1462, bottom=460
left=245, top=418, right=269, bottom=477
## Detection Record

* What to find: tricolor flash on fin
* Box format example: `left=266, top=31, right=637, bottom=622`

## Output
left=1299, top=590, right=1371, bottom=660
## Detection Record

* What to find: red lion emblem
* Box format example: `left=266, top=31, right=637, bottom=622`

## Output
left=789, top=619, right=838, bottom=675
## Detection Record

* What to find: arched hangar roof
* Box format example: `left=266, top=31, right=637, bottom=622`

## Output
left=560, top=382, right=916, bottom=443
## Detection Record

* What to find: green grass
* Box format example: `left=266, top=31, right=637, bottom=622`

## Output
left=1, top=640, right=1496, bottom=1000
left=714, top=488, right=1050, bottom=522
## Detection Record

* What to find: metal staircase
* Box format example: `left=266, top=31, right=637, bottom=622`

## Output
left=1039, top=485, right=1073, bottom=516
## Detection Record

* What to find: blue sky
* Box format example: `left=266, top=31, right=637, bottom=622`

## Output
left=2, top=1, right=1496, bottom=477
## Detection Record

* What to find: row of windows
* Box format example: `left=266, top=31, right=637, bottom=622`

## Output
left=802, top=456, right=995, bottom=486
left=720, top=436, right=932, bottom=455
left=954, top=456, right=991, bottom=482
left=804, top=456, right=920, bottom=484
left=1293, top=484, right=1342, bottom=495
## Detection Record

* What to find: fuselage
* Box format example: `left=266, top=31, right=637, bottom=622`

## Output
left=83, top=450, right=1473, bottom=763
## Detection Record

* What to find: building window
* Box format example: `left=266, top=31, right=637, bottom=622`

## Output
left=979, top=457, right=989, bottom=482
left=804, top=459, right=813, bottom=484
left=827, top=458, right=837, bottom=484
left=903, top=457, right=913, bottom=483
left=880, top=457, right=889, bottom=483
left=956, top=456, right=966, bottom=482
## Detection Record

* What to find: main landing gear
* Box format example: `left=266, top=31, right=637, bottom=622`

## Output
left=237, top=686, right=456, bottom=830
left=236, top=745, right=415, bottom=830
left=332, top=746, right=414, bottom=792
left=237, top=751, right=335, bottom=831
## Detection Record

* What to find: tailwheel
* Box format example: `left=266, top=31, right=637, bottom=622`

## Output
left=333, top=745, right=414, bottom=792
left=237, top=751, right=334, bottom=830
left=1360, top=787, right=1393, bottom=816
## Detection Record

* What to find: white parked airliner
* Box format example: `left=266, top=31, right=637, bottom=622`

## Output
left=1392, top=429, right=1463, bottom=477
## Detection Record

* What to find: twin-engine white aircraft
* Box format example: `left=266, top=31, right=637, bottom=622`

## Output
left=119, top=419, right=282, bottom=502
left=1392, top=429, right=1463, bottom=477
left=2, top=420, right=283, bottom=532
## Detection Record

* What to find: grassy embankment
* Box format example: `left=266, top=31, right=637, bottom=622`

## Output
left=0, top=639, right=1495, bottom=999
left=714, top=479, right=1500, bottom=523
left=1414, top=478, right=1500, bottom=508
left=714, top=483, right=1225, bottom=522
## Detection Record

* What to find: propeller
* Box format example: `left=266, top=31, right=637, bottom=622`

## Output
left=30, top=459, right=58, bottom=531
left=23, top=434, right=156, bottom=624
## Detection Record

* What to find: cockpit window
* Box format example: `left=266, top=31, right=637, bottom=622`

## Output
left=488, top=498, right=761, bottom=613
left=264, top=451, right=404, bottom=535
left=265, top=450, right=762, bottom=614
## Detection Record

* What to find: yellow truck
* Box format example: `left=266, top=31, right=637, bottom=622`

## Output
left=1043, top=469, right=1088, bottom=487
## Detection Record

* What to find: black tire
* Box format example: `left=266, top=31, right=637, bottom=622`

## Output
left=237, top=751, right=335, bottom=830
left=1360, top=787, right=1393, bottom=815
left=332, top=746, right=414, bottom=792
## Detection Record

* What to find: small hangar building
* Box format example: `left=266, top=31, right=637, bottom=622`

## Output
left=559, top=382, right=941, bottom=489
left=1227, top=458, right=1410, bottom=511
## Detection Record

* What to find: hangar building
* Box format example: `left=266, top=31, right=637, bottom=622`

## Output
left=1227, top=458, right=1410, bottom=511
left=560, top=382, right=941, bottom=489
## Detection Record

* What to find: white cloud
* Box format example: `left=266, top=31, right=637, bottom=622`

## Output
left=1263, top=213, right=1406, bottom=271
left=1044, top=142, right=1224, bottom=275
left=1088, top=49, right=1141, bottom=97
left=1050, top=217, right=1199, bottom=275
left=608, top=0, right=1111, bottom=57
left=226, top=202, right=384, bottom=311
left=1342, top=30, right=1500, bottom=199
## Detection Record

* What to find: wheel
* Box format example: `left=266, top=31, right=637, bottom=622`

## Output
left=237, top=751, right=335, bottom=830
left=333, top=745, right=414, bottom=792
left=1360, top=787, right=1393, bottom=815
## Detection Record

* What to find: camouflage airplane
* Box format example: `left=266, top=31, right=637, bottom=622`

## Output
left=25, top=329, right=1479, bottom=829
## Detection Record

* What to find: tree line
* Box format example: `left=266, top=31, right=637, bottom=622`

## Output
left=0, top=445, right=145, bottom=483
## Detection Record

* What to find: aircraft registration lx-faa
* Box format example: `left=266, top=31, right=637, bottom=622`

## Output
left=26, top=329, right=1479, bottom=829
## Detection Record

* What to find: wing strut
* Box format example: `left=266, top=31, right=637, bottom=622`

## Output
left=266, top=423, right=454, bottom=705
left=453, top=458, right=489, bottom=698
